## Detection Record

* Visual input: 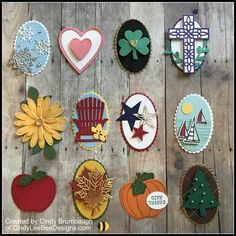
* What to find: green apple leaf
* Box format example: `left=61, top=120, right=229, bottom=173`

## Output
left=19, top=176, right=33, bottom=186
left=32, top=171, right=47, bottom=180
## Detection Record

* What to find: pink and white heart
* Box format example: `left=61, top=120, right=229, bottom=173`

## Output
left=59, top=27, right=104, bottom=74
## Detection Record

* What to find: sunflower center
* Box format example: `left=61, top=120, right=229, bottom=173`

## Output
left=36, top=118, right=44, bottom=126
left=130, top=39, right=137, bottom=47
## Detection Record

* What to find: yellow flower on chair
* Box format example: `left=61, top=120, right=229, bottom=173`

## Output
left=91, top=124, right=108, bottom=142
left=15, top=96, right=67, bottom=149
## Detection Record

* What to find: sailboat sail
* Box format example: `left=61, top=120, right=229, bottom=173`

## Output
left=183, top=117, right=200, bottom=144
left=178, top=121, right=187, bottom=140
left=197, top=109, right=207, bottom=124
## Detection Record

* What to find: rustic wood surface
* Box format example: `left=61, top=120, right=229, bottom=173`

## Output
left=2, top=2, right=234, bottom=234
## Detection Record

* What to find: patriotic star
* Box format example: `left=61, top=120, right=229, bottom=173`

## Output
left=132, top=124, right=149, bottom=141
left=136, top=105, right=156, bottom=128
left=116, top=101, right=141, bottom=131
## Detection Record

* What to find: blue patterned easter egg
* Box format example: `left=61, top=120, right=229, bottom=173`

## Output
left=174, top=94, right=213, bottom=154
left=9, top=20, right=50, bottom=75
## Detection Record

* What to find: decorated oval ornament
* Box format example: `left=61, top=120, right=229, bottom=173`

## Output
left=174, top=94, right=213, bottom=154
left=59, top=27, right=104, bottom=74
left=72, top=92, right=110, bottom=150
left=164, top=14, right=209, bottom=74
left=70, top=160, right=115, bottom=220
left=116, top=93, right=158, bottom=151
left=9, top=20, right=51, bottom=75
left=115, top=19, right=151, bottom=73
left=180, top=164, right=220, bottom=225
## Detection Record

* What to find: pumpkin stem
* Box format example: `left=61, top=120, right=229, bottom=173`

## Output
left=136, top=172, right=142, bottom=179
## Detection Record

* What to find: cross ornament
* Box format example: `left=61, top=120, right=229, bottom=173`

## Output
left=169, top=15, right=209, bottom=74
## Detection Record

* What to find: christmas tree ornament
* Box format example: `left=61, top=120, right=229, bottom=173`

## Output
left=59, top=27, right=104, bottom=74
left=11, top=166, right=56, bottom=212
left=70, top=160, right=115, bottom=220
left=72, top=92, right=110, bottom=151
left=120, top=172, right=167, bottom=219
left=116, top=93, right=158, bottom=151
left=180, top=164, right=220, bottom=225
left=164, top=14, right=209, bottom=74
left=174, top=94, right=213, bottom=154
left=15, top=87, right=67, bottom=159
left=9, top=20, right=51, bottom=75
left=115, top=19, right=151, bottom=73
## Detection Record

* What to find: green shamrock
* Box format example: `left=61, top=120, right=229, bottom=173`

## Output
left=118, top=30, right=150, bottom=60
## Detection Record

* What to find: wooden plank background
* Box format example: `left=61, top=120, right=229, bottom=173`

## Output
left=2, top=2, right=234, bottom=234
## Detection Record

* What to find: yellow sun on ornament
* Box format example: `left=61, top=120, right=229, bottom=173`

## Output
left=182, top=103, right=193, bottom=115
left=15, top=96, right=67, bottom=148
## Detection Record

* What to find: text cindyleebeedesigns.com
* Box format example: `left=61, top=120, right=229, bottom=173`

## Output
left=4, top=218, right=93, bottom=233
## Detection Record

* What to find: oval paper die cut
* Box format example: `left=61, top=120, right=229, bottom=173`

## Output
left=146, top=191, right=168, bottom=210
left=72, top=92, right=110, bottom=150
left=117, top=93, right=158, bottom=151
left=115, top=19, right=151, bottom=73
left=175, top=94, right=213, bottom=154
left=181, top=165, right=220, bottom=225
left=59, top=27, right=104, bottom=74
left=9, top=20, right=50, bottom=75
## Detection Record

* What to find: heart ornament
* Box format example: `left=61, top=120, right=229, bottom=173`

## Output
left=59, top=27, right=104, bottom=74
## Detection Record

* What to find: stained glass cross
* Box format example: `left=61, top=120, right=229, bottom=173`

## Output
left=169, top=15, right=209, bottom=74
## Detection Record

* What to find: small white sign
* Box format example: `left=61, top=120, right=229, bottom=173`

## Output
left=146, top=191, right=168, bottom=210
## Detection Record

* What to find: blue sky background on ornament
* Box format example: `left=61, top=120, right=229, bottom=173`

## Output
left=175, top=94, right=213, bottom=153
left=165, top=14, right=209, bottom=74
left=10, top=20, right=50, bottom=75
left=72, top=93, right=110, bottom=150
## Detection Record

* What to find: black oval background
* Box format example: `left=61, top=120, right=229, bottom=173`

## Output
left=181, top=165, right=219, bottom=225
left=116, top=19, right=151, bottom=73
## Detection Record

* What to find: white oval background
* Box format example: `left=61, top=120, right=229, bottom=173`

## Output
left=121, top=94, right=157, bottom=150
left=146, top=191, right=168, bottom=210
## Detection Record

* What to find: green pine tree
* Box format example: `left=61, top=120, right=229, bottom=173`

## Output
left=184, top=169, right=220, bottom=217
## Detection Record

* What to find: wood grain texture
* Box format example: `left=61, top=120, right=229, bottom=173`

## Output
left=2, top=2, right=233, bottom=234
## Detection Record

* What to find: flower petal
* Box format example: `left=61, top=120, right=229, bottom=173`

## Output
left=38, top=126, right=44, bottom=141
left=15, top=120, right=36, bottom=126
left=100, top=135, right=106, bottom=142
left=15, top=112, right=34, bottom=121
left=16, top=125, right=35, bottom=136
left=21, top=104, right=38, bottom=119
left=48, top=123, right=65, bottom=131
left=50, top=101, right=60, bottom=110
left=118, top=39, right=132, bottom=56
left=30, top=127, right=38, bottom=148
left=39, top=138, right=45, bottom=148
left=37, top=104, right=42, bottom=118
left=42, top=96, right=51, bottom=114
left=43, top=129, right=53, bottom=146
left=56, top=117, right=68, bottom=123
left=44, top=108, right=64, bottom=119
left=51, top=130, right=61, bottom=140
left=93, top=134, right=99, bottom=140
left=37, top=96, right=43, bottom=107
left=91, top=126, right=97, bottom=133
left=44, top=118, right=58, bottom=124
left=22, top=134, right=32, bottom=142
left=96, top=124, right=102, bottom=131
left=26, top=126, right=37, bottom=137
left=27, top=98, right=37, bottom=114
left=43, top=123, right=54, bottom=134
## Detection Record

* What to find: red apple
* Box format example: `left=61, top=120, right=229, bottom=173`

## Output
left=11, top=174, right=56, bottom=212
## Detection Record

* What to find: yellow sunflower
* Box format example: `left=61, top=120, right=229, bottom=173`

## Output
left=15, top=96, right=67, bottom=149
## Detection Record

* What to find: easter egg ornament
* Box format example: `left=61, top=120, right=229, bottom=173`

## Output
left=9, top=20, right=51, bottom=75
left=70, top=160, right=115, bottom=220
left=59, top=27, right=104, bottom=74
left=174, top=94, right=213, bottom=154
left=115, top=19, right=151, bottom=73
left=180, top=164, right=220, bottom=225
left=164, top=14, right=209, bottom=74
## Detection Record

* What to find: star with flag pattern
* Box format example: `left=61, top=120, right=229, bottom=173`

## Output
left=116, top=101, right=141, bottom=131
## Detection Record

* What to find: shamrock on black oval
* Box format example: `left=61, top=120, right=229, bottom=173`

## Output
left=115, top=19, right=151, bottom=73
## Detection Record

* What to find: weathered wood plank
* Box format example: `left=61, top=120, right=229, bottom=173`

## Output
left=129, top=2, right=166, bottom=233
left=199, top=2, right=234, bottom=233
left=2, top=2, right=28, bottom=234
left=164, top=2, right=203, bottom=234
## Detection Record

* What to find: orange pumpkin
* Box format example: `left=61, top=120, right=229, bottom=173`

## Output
left=119, top=173, right=167, bottom=219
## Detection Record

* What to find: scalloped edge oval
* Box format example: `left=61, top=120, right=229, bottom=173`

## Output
left=12, top=20, right=51, bottom=76
left=119, top=93, right=158, bottom=152
left=71, top=92, right=110, bottom=151
left=174, top=94, right=214, bottom=154
left=179, top=164, right=220, bottom=226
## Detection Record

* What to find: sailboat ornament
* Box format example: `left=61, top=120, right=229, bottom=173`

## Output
left=178, top=110, right=207, bottom=145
